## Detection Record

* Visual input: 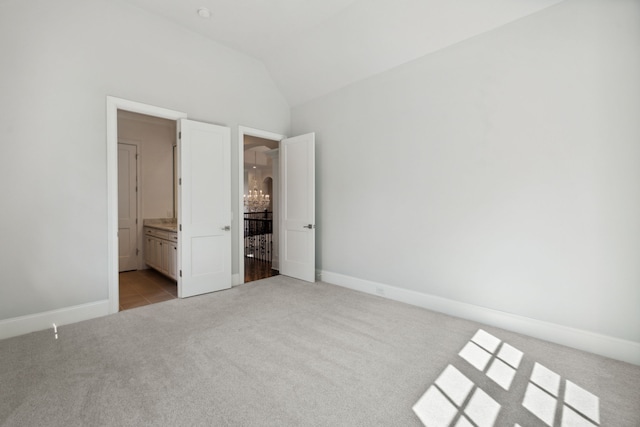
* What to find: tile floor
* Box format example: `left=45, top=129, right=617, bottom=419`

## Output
left=119, top=269, right=177, bottom=311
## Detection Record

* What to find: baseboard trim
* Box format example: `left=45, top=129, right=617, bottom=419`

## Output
left=319, top=270, right=640, bottom=366
left=0, top=300, right=110, bottom=341
left=232, top=273, right=242, bottom=287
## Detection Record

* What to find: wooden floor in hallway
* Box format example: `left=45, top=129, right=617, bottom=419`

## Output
left=245, top=257, right=278, bottom=283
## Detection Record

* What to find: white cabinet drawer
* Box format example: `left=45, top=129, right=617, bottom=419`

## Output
left=145, top=227, right=173, bottom=240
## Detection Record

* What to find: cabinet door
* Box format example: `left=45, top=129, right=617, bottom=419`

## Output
left=154, top=239, right=162, bottom=270
left=144, top=236, right=155, bottom=267
left=159, top=240, right=170, bottom=275
left=145, top=236, right=162, bottom=270
left=167, top=242, right=178, bottom=280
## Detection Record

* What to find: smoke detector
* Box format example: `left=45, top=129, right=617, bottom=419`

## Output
left=197, top=7, right=211, bottom=19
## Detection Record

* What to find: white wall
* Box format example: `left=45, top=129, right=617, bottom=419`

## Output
left=118, top=113, right=176, bottom=219
left=0, top=0, right=289, bottom=321
left=292, top=0, right=640, bottom=345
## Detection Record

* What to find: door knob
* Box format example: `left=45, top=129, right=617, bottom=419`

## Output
left=303, top=224, right=315, bottom=229
left=221, top=225, right=231, bottom=231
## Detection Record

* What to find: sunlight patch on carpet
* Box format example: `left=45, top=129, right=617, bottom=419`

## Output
left=413, top=329, right=601, bottom=427
left=523, top=363, right=600, bottom=426
left=412, top=364, right=500, bottom=427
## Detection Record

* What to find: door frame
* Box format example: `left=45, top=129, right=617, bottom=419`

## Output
left=237, top=126, right=286, bottom=285
left=106, top=96, right=187, bottom=314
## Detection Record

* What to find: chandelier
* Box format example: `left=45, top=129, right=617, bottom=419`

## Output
left=244, top=177, right=270, bottom=212
left=244, top=151, right=271, bottom=212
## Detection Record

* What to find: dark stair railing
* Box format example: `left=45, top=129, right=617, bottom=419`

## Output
left=244, top=210, right=272, bottom=262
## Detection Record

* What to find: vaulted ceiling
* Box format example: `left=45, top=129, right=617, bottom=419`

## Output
left=120, top=0, right=564, bottom=106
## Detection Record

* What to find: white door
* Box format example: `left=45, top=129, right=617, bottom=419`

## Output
left=280, top=133, right=316, bottom=282
left=118, top=143, right=138, bottom=272
left=178, top=119, right=232, bottom=298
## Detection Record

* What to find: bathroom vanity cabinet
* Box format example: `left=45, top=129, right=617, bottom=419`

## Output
left=143, top=226, right=178, bottom=280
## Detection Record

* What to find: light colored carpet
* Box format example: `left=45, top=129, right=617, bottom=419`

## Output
left=1, top=276, right=639, bottom=426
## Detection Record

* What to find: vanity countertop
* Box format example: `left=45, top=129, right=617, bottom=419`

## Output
left=143, top=218, right=177, bottom=232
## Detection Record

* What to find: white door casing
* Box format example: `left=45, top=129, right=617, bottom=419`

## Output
left=117, top=143, right=138, bottom=272
left=265, top=149, right=280, bottom=271
left=178, top=119, right=232, bottom=298
left=279, top=133, right=316, bottom=282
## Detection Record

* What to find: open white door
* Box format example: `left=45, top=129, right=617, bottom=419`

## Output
left=178, top=119, right=232, bottom=298
left=280, top=133, right=315, bottom=282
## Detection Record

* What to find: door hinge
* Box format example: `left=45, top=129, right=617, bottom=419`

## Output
left=179, top=131, right=181, bottom=139
left=136, top=218, right=138, bottom=224
left=179, top=224, right=182, bottom=231
left=179, top=270, right=182, bottom=277
left=179, top=178, right=182, bottom=185
left=136, top=248, right=139, bottom=256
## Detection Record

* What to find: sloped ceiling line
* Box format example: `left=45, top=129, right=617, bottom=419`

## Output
left=120, top=0, right=565, bottom=106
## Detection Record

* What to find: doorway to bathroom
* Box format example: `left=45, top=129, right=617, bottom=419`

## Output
left=108, top=96, right=233, bottom=314
left=117, top=110, right=178, bottom=310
